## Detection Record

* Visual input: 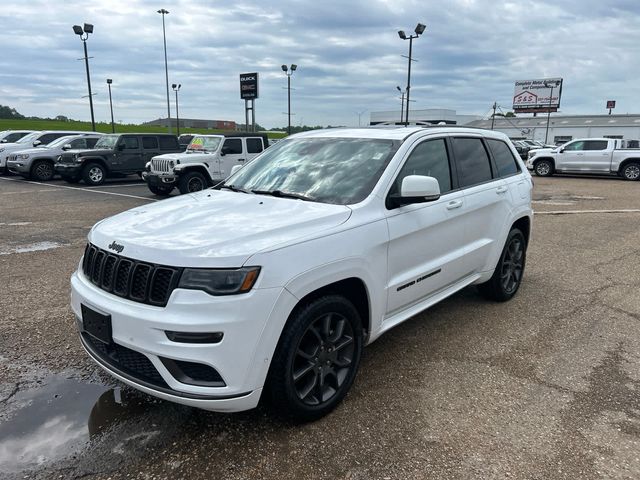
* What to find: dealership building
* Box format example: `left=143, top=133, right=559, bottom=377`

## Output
left=467, top=114, right=640, bottom=145
left=369, top=109, right=483, bottom=126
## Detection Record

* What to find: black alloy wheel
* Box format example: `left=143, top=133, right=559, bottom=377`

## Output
left=31, top=160, right=54, bottom=181
left=268, top=295, right=363, bottom=421
left=178, top=171, right=208, bottom=194
left=478, top=228, right=526, bottom=302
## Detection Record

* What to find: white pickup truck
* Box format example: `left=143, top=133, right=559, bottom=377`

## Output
left=526, top=138, right=640, bottom=180
left=143, top=133, right=269, bottom=195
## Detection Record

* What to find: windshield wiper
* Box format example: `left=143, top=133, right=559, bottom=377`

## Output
left=251, top=189, right=314, bottom=202
left=220, top=184, right=249, bottom=193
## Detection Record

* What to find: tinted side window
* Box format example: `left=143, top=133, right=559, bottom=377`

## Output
left=142, top=137, right=159, bottom=149
left=393, top=138, right=452, bottom=194
left=487, top=139, right=520, bottom=177
left=86, top=138, right=99, bottom=148
left=563, top=141, right=585, bottom=151
left=5, top=132, right=24, bottom=142
left=246, top=138, right=263, bottom=154
left=451, top=137, right=493, bottom=187
left=584, top=140, right=608, bottom=150
left=70, top=138, right=87, bottom=149
left=159, top=136, right=179, bottom=150
left=223, top=138, right=243, bottom=154
left=121, top=136, right=139, bottom=150
left=38, top=133, right=62, bottom=144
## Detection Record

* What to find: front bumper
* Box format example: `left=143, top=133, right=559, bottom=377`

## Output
left=143, top=172, right=177, bottom=186
left=71, top=268, right=295, bottom=412
left=7, top=160, right=30, bottom=174
left=55, top=163, right=82, bottom=175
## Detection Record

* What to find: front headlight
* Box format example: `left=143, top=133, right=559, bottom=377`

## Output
left=17, top=154, right=30, bottom=160
left=178, top=267, right=260, bottom=296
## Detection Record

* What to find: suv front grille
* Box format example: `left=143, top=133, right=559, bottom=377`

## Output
left=151, top=158, right=172, bottom=173
left=82, top=243, right=181, bottom=307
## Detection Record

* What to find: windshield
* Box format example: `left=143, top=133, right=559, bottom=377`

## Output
left=188, top=136, right=223, bottom=152
left=94, top=135, right=120, bottom=149
left=225, top=137, right=400, bottom=205
left=42, top=136, right=77, bottom=148
left=16, top=132, right=40, bottom=144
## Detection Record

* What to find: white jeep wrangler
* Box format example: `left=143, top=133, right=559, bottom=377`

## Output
left=143, top=133, right=269, bottom=195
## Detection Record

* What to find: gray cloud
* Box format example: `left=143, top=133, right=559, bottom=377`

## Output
left=0, top=0, right=639, bottom=128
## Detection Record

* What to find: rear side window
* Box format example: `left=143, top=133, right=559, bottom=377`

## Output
left=584, top=140, right=608, bottom=150
left=121, top=136, right=139, bottom=150
left=451, top=137, right=493, bottom=187
left=487, top=139, right=520, bottom=177
left=70, top=138, right=88, bottom=149
left=159, top=136, right=179, bottom=150
left=223, top=138, right=243, bottom=154
left=142, top=137, right=159, bottom=149
left=246, top=138, right=264, bottom=154
left=393, top=138, right=452, bottom=194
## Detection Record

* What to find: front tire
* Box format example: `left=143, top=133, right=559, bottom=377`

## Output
left=268, top=295, right=363, bottom=422
left=82, top=162, right=106, bottom=186
left=621, top=162, right=640, bottom=181
left=177, top=171, right=208, bottom=194
left=31, top=160, right=55, bottom=181
left=534, top=159, right=554, bottom=177
left=477, top=228, right=526, bottom=302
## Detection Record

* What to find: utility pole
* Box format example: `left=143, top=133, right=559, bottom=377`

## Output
left=491, top=102, right=497, bottom=130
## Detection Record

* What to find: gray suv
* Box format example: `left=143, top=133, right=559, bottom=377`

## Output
left=7, top=134, right=102, bottom=181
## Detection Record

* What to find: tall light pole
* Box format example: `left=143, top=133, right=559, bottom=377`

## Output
left=281, top=64, right=297, bottom=135
left=73, top=23, right=96, bottom=131
left=397, top=86, right=406, bottom=125
left=398, top=23, right=426, bottom=126
left=158, top=8, right=171, bottom=134
left=491, top=101, right=497, bottom=130
left=543, top=80, right=561, bottom=144
left=106, top=79, right=115, bottom=133
left=172, top=83, right=181, bottom=136
left=356, top=109, right=367, bottom=127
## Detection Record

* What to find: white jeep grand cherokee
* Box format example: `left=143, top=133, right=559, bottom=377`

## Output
left=71, top=127, right=533, bottom=420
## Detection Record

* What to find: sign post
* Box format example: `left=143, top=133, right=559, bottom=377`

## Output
left=606, top=100, right=616, bottom=115
left=240, top=72, right=259, bottom=132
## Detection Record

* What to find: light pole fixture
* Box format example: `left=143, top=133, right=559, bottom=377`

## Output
left=282, top=64, right=297, bottom=135
left=106, top=79, right=115, bottom=133
left=543, top=80, right=561, bottom=144
left=172, top=83, right=181, bottom=136
left=398, top=22, right=425, bottom=126
left=158, top=8, right=172, bottom=134
left=73, top=23, right=96, bottom=131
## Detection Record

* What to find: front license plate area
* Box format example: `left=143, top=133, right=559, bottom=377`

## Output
left=81, top=304, right=112, bottom=345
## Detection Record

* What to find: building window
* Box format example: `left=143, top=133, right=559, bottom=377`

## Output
left=554, top=136, right=572, bottom=145
left=603, top=135, right=623, bottom=139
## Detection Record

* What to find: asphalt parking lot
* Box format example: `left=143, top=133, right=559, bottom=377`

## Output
left=1, top=174, right=639, bottom=479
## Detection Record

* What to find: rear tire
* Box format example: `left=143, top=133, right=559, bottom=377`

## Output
left=267, top=295, right=363, bottom=422
left=148, top=184, right=174, bottom=196
left=477, top=228, right=527, bottom=302
left=178, top=171, right=208, bottom=194
left=534, top=159, right=554, bottom=177
left=621, top=162, right=640, bottom=181
left=82, top=162, right=106, bottom=186
left=30, top=160, right=55, bottom=181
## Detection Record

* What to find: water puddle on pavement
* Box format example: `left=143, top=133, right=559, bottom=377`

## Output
left=0, top=374, right=149, bottom=474
left=0, top=241, right=64, bottom=255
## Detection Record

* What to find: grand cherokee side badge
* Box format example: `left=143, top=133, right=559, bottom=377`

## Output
left=108, top=241, right=124, bottom=253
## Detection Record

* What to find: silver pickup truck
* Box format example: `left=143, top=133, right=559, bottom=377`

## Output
left=526, top=138, right=640, bottom=180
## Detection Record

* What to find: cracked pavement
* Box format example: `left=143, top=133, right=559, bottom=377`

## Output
left=0, top=174, right=639, bottom=479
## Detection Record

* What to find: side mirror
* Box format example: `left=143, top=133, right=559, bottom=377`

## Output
left=62, top=144, right=72, bottom=151
left=117, top=143, right=125, bottom=151
left=0, top=139, right=6, bottom=143
left=558, top=148, right=564, bottom=153
left=33, top=140, right=42, bottom=147
left=230, top=165, right=243, bottom=176
left=388, top=175, right=441, bottom=208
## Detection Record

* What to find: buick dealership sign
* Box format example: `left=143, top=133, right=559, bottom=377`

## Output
left=513, top=78, right=563, bottom=113
left=240, top=73, right=259, bottom=100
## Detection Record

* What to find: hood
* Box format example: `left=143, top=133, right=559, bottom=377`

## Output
left=529, top=147, right=555, bottom=155
left=78, top=148, right=112, bottom=156
left=11, top=146, right=56, bottom=156
left=153, top=151, right=217, bottom=162
left=90, top=190, right=352, bottom=268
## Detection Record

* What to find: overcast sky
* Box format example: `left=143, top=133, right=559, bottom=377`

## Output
left=0, top=0, right=638, bottom=129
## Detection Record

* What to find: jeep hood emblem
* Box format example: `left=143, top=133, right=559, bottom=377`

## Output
left=108, top=241, right=124, bottom=253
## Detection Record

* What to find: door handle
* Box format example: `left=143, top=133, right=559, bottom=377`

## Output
left=446, top=200, right=463, bottom=210
left=238, top=158, right=245, bottom=162
left=496, top=186, right=508, bottom=194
